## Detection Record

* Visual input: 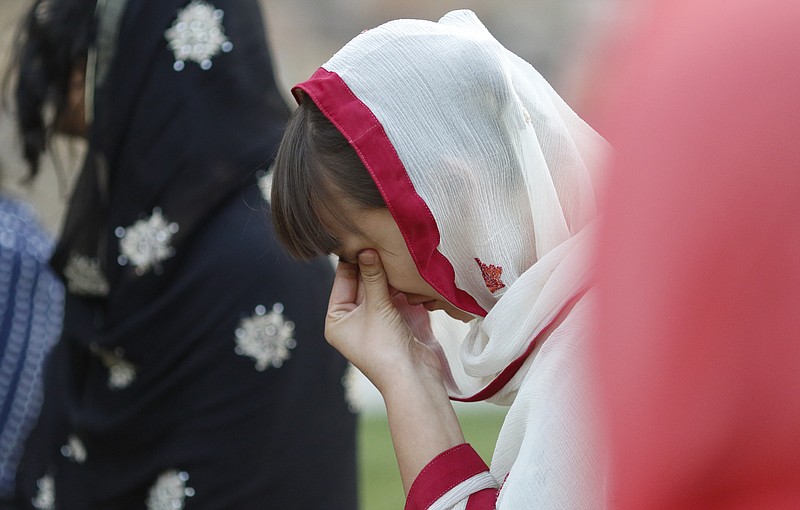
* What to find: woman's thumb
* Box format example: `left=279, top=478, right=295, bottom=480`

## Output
left=358, top=250, right=391, bottom=305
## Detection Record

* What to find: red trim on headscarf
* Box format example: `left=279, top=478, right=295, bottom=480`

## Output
left=451, top=288, right=588, bottom=402
left=293, top=68, right=486, bottom=317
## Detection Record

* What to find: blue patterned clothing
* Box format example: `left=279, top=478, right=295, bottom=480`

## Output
left=0, top=196, right=63, bottom=500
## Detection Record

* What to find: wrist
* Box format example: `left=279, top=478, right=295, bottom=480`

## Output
left=382, top=364, right=462, bottom=446
left=376, top=354, right=445, bottom=400
left=381, top=363, right=466, bottom=493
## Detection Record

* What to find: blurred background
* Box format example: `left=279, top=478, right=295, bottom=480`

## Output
left=0, top=1, right=620, bottom=508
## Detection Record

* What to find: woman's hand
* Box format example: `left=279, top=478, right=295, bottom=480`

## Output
left=327, top=250, right=465, bottom=492
left=325, top=250, right=441, bottom=394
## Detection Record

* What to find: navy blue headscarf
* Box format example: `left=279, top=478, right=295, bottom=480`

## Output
left=14, top=1, right=358, bottom=508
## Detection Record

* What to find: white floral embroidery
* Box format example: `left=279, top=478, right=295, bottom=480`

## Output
left=342, top=364, right=363, bottom=413
left=164, top=0, right=233, bottom=71
left=234, top=303, right=296, bottom=370
left=146, top=470, right=195, bottom=510
left=34, top=0, right=53, bottom=24
left=257, top=170, right=273, bottom=204
left=90, top=343, right=137, bottom=389
left=63, top=253, right=109, bottom=296
left=60, top=434, right=88, bottom=463
left=116, top=208, right=179, bottom=276
left=31, top=475, right=55, bottom=510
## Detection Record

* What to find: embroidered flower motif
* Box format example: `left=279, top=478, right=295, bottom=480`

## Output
left=475, top=258, right=506, bottom=293
left=60, top=434, right=87, bottom=464
left=164, top=0, right=233, bottom=71
left=342, top=364, right=362, bottom=414
left=63, top=253, right=109, bottom=296
left=31, top=475, right=55, bottom=510
left=257, top=170, right=273, bottom=204
left=234, top=303, right=296, bottom=370
left=116, top=208, right=179, bottom=276
left=90, top=343, right=137, bottom=389
left=146, top=470, right=195, bottom=510
left=34, top=0, right=53, bottom=24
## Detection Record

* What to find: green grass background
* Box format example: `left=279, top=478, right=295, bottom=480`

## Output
left=358, top=408, right=507, bottom=510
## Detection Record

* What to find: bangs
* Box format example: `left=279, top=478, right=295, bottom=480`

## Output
left=271, top=104, right=340, bottom=260
left=271, top=96, right=384, bottom=260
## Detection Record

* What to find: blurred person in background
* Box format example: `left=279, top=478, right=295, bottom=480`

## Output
left=5, top=0, right=357, bottom=508
left=0, top=165, right=64, bottom=510
left=593, top=0, right=800, bottom=508
left=271, top=10, right=608, bottom=509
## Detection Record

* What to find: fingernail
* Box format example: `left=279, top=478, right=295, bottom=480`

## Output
left=358, top=250, right=376, bottom=265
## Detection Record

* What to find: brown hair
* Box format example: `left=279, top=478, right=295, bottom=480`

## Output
left=271, top=94, right=385, bottom=259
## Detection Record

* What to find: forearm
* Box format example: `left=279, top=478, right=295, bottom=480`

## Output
left=382, top=366, right=466, bottom=494
left=323, top=254, right=495, bottom=504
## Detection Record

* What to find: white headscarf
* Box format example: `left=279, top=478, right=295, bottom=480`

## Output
left=295, top=10, right=608, bottom=506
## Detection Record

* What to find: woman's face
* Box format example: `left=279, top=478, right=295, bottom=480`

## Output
left=323, top=201, right=473, bottom=323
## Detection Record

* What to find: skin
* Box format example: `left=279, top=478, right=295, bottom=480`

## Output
left=56, top=61, right=89, bottom=137
left=325, top=204, right=473, bottom=323
left=321, top=201, right=469, bottom=493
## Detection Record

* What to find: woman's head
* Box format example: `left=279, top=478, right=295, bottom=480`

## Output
left=272, top=96, right=475, bottom=322
left=5, top=0, right=96, bottom=178
left=272, top=10, right=604, bottom=319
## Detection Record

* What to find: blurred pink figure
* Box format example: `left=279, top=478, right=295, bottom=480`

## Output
left=593, top=0, right=800, bottom=508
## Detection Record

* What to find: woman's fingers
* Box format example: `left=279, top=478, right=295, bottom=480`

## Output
left=328, top=261, right=359, bottom=317
left=357, top=249, right=392, bottom=309
left=329, top=251, right=392, bottom=317
left=324, top=250, right=425, bottom=392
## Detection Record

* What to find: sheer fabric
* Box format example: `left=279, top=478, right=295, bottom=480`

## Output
left=298, top=9, right=606, bottom=403
left=295, top=10, right=608, bottom=508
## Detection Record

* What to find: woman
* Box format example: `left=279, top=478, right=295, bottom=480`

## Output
left=8, top=0, right=357, bottom=508
left=271, top=10, right=608, bottom=509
